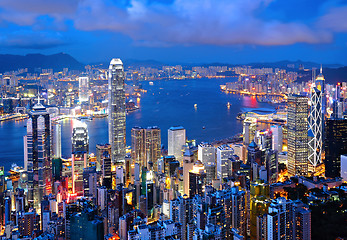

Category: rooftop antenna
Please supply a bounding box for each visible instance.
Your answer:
[320,64,323,74]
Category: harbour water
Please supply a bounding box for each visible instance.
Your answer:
[0,77,274,171]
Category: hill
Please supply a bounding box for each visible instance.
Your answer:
[0,53,85,73]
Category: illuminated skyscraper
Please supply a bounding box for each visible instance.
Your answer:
[198,142,216,166]
[72,121,89,195]
[25,100,52,209]
[78,76,89,103]
[131,126,161,170]
[270,125,283,152]
[168,126,186,163]
[308,68,324,173]
[131,127,145,167]
[216,145,233,180]
[108,58,126,167]
[287,95,308,176]
[52,122,62,158]
[243,117,257,145]
[72,121,89,153]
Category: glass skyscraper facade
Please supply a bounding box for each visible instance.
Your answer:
[287,95,308,176]
[108,58,126,167]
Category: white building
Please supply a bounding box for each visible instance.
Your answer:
[78,76,89,102]
[198,143,216,166]
[216,145,234,180]
[270,125,283,152]
[168,126,186,163]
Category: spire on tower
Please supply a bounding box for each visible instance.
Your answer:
[320,64,323,74]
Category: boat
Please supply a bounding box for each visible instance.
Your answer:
[227,102,231,109]
[202,126,206,129]
[77,116,93,121]
[194,104,197,108]
[149,81,154,85]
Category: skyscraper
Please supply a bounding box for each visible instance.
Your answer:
[168,126,186,163]
[243,117,257,145]
[72,121,89,195]
[198,142,216,166]
[108,58,126,168]
[216,145,233,180]
[324,119,347,178]
[131,126,161,170]
[25,100,52,209]
[270,125,283,152]
[131,127,145,167]
[72,121,89,153]
[52,122,62,158]
[144,127,161,170]
[308,68,324,173]
[78,76,89,103]
[287,95,308,176]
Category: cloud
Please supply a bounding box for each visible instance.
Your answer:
[0,0,345,48]
[319,6,347,32]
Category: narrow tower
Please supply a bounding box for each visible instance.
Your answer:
[108,59,126,169]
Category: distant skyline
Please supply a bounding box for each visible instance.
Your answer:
[1,0,347,64]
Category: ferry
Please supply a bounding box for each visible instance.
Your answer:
[149,81,154,86]
[77,116,93,121]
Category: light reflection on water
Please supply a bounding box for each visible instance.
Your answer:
[0,77,274,171]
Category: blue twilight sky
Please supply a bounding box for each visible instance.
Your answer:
[1,0,347,64]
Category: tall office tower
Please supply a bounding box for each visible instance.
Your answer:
[198,142,216,166]
[72,120,89,153]
[325,119,347,178]
[145,127,161,170]
[250,180,271,240]
[243,117,257,145]
[72,121,89,195]
[182,150,195,196]
[131,127,145,167]
[131,126,161,170]
[25,101,51,209]
[216,145,234,180]
[168,126,186,163]
[188,162,206,197]
[287,95,309,176]
[78,76,89,102]
[96,144,111,171]
[308,72,323,173]
[270,125,283,152]
[108,58,126,167]
[52,122,62,158]
[247,141,262,181]
[265,149,278,184]
[267,197,294,240]
[332,99,344,119]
